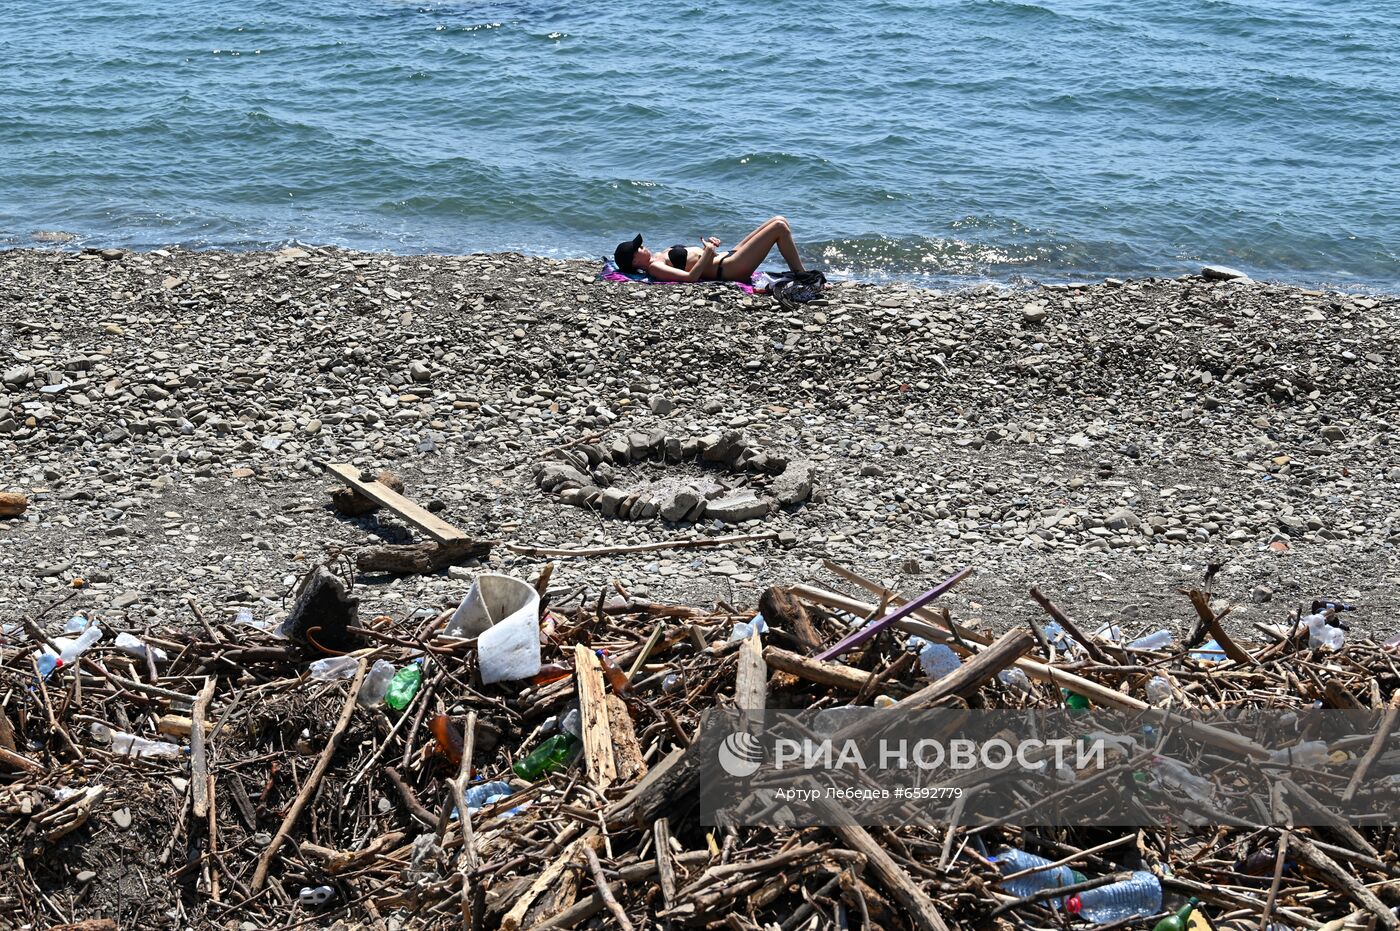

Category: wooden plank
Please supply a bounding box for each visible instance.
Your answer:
[762,645,870,692]
[574,644,618,790]
[501,829,599,931]
[325,463,469,544]
[734,633,767,710]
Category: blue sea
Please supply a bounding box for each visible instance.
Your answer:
[2,1,1397,289]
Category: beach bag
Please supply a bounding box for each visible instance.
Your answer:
[768,270,827,310]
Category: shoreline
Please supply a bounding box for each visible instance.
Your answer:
[2,243,1398,644]
[6,239,1397,297]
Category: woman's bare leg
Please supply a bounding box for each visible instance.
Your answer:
[720,217,805,279]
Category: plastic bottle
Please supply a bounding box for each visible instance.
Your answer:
[1042,621,1080,655]
[1094,623,1124,643]
[464,779,514,811]
[115,632,168,662]
[60,624,103,665]
[991,848,1086,899]
[1066,871,1162,924]
[1303,613,1345,651]
[1145,676,1173,706]
[1268,740,1328,768]
[309,655,359,680]
[596,650,632,697]
[235,607,258,627]
[1152,755,1213,798]
[729,622,753,641]
[431,714,464,767]
[298,885,335,907]
[998,668,1031,692]
[661,673,682,693]
[513,731,579,780]
[1128,630,1173,651]
[918,642,962,680]
[531,661,572,686]
[91,722,185,758]
[357,659,396,707]
[63,615,90,634]
[1189,639,1225,663]
[384,659,424,710]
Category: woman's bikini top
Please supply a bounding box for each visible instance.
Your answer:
[667,244,689,271]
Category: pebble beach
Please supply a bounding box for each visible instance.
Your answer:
[3,245,1398,642]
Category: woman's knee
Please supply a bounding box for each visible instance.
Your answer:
[769,215,788,228]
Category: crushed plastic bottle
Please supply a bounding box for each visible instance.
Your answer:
[114,632,168,663]
[729,614,769,641]
[464,779,514,811]
[991,848,1086,899]
[1145,676,1173,706]
[358,659,396,707]
[1066,870,1162,924]
[298,885,335,907]
[918,642,962,680]
[384,659,424,710]
[63,614,91,634]
[91,722,185,758]
[1128,629,1174,651]
[661,673,682,693]
[309,655,359,681]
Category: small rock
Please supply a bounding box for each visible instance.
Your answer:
[649,394,675,415]
[706,493,769,524]
[112,808,133,828]
[409,361,432,384]
[3,365,34,387]
[1320,425,1345,442]
[1251,585,1273,604]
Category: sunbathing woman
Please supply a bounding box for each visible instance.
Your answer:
[613,215,806,282]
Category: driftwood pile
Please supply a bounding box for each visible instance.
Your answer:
[2,557,1399,931]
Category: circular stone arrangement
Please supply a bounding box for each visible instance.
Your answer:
[532,429,816,524]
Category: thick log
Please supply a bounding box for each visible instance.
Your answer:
[355,538,492,574]
[763,645,871,692]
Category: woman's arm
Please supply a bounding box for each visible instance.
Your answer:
[644,239,716,282]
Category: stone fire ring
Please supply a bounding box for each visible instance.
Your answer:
[532,429,815,525]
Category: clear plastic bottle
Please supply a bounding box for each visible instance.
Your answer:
[309,655,359,680]
[992,848,1085,899]
[918,642,962,680]
[1145,676,1173,706]
[1128,629,1173,651]
[60,624,103,665]
[357,659,396,707]
[1066,871,1162,924]
[115,632,168,663]
[1152,755,1214,798]
[729,621,753,641]
[1268,740,1328,768]
[91,722,185,758]
[1304,613,1345,651]
[1043,621,1081,656]
[63,614,90,634]
[998,668,1031,692]
[1189,639,1224,663]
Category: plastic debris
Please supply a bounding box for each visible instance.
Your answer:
[1066,870,1162,924]
[308,655,359,680]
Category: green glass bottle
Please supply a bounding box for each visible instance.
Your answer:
[1152,898,1198,931]
[384,659,424,711]
[512,733,579,780]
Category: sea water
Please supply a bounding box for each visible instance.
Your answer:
[2,0,1396,288]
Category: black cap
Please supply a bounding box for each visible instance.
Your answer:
[614,234,643,272]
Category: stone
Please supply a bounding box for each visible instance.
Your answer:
[1023,305,1047,324]
[409,361,432,383]
[3,365,33,387]
[113,592,142,609]
[700,430,742,464]
[112,807,133,828]
[1201,264,1249,281]
[538,463,588,492]
[706,493,769,524]
[1251,585,1273,604]
[599,487,627,518]
[660,488,701,522]
[1320,425,1345,442]
[649,394,674,415]
[1104,507,1141,531]
[771,460,816,506]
